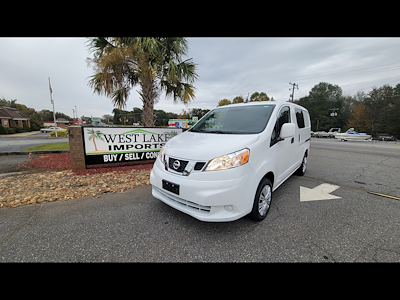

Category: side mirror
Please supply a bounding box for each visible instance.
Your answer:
[279,123,295,139]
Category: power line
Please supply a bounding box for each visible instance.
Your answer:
[295,63,400,83]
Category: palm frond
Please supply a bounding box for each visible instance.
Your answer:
[111,86,130,110]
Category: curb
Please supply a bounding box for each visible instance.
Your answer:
[0,171,29,177]
[0,150,70,156]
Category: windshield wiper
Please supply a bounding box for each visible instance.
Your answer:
[205,130,234,134]
[190,129,234,134]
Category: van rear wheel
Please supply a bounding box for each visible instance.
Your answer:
[249,178,272,221]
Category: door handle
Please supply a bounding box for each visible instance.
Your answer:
[291,137,294,144]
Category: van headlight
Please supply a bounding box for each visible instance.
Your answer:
[158,145,165,162]
[205,148,249,171]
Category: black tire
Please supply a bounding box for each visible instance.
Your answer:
[295,153,307,176]
[249,178,273,221]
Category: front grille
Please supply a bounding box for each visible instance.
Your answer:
[194,162,206,171]
[168,157,189,173]
[154,186,211,215]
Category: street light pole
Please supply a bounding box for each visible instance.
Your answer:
[48,77,58,137]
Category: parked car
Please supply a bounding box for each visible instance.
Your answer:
[377,133,397,141]
[150,101,311,222]
[40,127,67,133]
[314,131,329,138]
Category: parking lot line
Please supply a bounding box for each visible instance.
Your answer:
[367,191,400,201]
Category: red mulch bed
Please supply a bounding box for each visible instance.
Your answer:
[20,153,154,176]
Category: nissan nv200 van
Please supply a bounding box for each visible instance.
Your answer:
[150,101,311,222]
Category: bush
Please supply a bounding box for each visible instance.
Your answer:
[6,127,16,134]
[23,125,31,132]
[0,124,6,134]
[50,130,67,137]
[13,127,23,133]
[30,124,40,131]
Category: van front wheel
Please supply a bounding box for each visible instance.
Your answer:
[249,178,272,221]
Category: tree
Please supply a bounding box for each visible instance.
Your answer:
[37,109,54,121]
[0,97,17,108]
[361,84,400,137]
[190,108,210,119]
[347,102,369,133]
[86,37,199,127]
[55,112,71,120]
[232,96,244,103]
[250,92,269,102]
[154,109,178,126]
[217,99,232,106]
[102,114,113,124]
[296,82,344,131]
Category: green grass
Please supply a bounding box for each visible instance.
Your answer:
[22,142,70,152]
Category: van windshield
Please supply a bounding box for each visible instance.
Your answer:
[190,104,276,134]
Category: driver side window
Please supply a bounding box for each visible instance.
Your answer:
[270,106,291,147]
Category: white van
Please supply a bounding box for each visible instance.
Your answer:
[150,101,311,222]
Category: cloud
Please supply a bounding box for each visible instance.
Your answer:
[1,37,400,119]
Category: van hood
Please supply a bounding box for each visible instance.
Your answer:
[164,131,259,161]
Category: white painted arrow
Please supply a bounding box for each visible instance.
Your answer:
[300,183,341,202]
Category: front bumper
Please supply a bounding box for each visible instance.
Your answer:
[150,158,259,222]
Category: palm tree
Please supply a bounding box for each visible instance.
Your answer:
[86,37,199,127]
[86,129,104,151]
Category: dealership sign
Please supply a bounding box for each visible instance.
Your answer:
[82,127,182,165]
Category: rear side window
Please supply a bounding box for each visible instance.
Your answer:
[295,108,305,129]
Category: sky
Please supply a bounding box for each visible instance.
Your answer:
[1,37,400,120]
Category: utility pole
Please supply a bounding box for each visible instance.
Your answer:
[48,77,58,137]
[289,82,299,102]
[75,106,78,124]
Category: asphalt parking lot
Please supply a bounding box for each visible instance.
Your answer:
[0,139,399,262]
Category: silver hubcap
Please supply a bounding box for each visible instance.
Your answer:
[302,156,307,173]
[258,184,272,216]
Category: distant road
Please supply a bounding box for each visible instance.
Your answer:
[0,132,68,152]
[311,138,400,157]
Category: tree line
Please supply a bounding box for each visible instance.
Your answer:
[217,92,272,106]
[295,82,400,137]
[99,107,210,127]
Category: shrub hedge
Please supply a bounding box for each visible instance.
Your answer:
[6,127,16,134]
[30,124,40,131]
[50,130,67,137]
[0,124,6,134]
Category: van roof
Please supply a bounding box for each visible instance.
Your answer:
[217,100,308,111]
